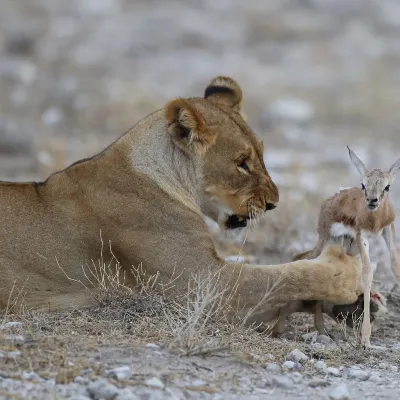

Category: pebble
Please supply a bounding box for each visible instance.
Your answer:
[282,361,296,370]
[0,352,4,358]
[7,351,21,358]
[145,343,160,349]
[329,383,351,400]
[4,335,26,345]
[105,366,132,381]
[301,332,318,342]
[289,372,303,384]
[378,362,388,369]
[0,371,9,379]
[391,343,400,350]
[144,377,164,389]
[115,389,140,400]
[327,367,341,377]
[265,363,281,373]
[316,335,332,344]
[308,379,330,388]
[347,368,370,381]
[75,376,90,385]
[286,349,309,363]
[87,378,120,400]
[391,366,398,373]
[22,371,41,381]
[272,375,294,389]
[0,322,22,330]
[315,360,327,374]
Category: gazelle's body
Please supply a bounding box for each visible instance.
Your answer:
[292,147,400,348]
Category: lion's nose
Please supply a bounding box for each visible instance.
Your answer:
[265,203,277,211]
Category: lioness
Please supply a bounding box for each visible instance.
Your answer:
[0,76,362,326]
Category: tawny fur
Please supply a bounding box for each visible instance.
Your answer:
[0,77,362,329]
[292,148,400,348]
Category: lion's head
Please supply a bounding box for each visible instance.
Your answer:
[165,76,279,230]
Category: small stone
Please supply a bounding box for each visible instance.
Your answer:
[191,379,207,386]
[348,368,370,381]
[0,352,4,358]
[265,363,281,373]
[0,322,22,330]
[7,351,21,358]
[75,376,89,385]
[390,366,398,373]
[272,375,294,389]
[82,368,93,375]
[317,335,333,344]
[105,366,132,381]
[302,332,318,342]
[41,107,64,126]
[329,383,351,400]
[369,373,382,383]
[0,371,9,378]
[289,372,303,384]
[4,335,26,345]
[265,353,274,360]
[282,361,296,370]
[378,362,388,369]
[308,379,330,388]
[391,343,400,350]
[22,371,41,381]
[87,378,120,400]
[115,389,140,400]
[144,377,164,389]
[327,367,341,377]
[145,343,160,349]
[315,360,327,374]
[286,349,309,363]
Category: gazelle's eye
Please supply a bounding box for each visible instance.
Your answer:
[361,183,365,190]
[385,185,390,192]
[238,160,250,172]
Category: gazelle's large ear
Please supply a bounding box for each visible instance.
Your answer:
[165,98,215,155]
[347,146,367,176]
[204,76,243,111]
[388,157,400,180]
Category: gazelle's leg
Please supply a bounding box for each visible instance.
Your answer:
[382,223,400,281]
[356,231,373,348]
[314,300,326,335]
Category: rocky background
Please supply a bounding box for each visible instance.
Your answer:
[1,1,400,399]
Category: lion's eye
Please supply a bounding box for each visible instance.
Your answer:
[385,185,390,192]
[361,183,365,190]
[238,160,250,172]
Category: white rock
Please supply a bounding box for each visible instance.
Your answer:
[115,389,140,400]
[348,368,370,381]
[378,362,389,369]
[282,361,296,370]
[391,343,400,350]
[22,371,41,381]
[0,322,22,330]
[265,353,274,360]
[301,331,318,342]
[315,360,327,374]
[105,366,132,381]
[87,378,120,400]
[317,335,332,344]
[286,349,309,363]
[390,366,398,373]
[144,377,164,389]
[7,351,21,358]
[265,363,281,373]
[145,343,160,349]
[272,375,294,389]
[289,372,303,384]
[327,367,341,377]
[329,383,351,400]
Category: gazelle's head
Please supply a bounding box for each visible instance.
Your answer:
[347,146,400,212]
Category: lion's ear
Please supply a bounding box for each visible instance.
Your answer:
[165,99,215,155]
[204,76,243,111]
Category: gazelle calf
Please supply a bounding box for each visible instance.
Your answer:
[292,146,400,348]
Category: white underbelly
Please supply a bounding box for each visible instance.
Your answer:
[330,223,382,239]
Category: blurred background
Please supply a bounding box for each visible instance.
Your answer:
[1,0,400,287]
